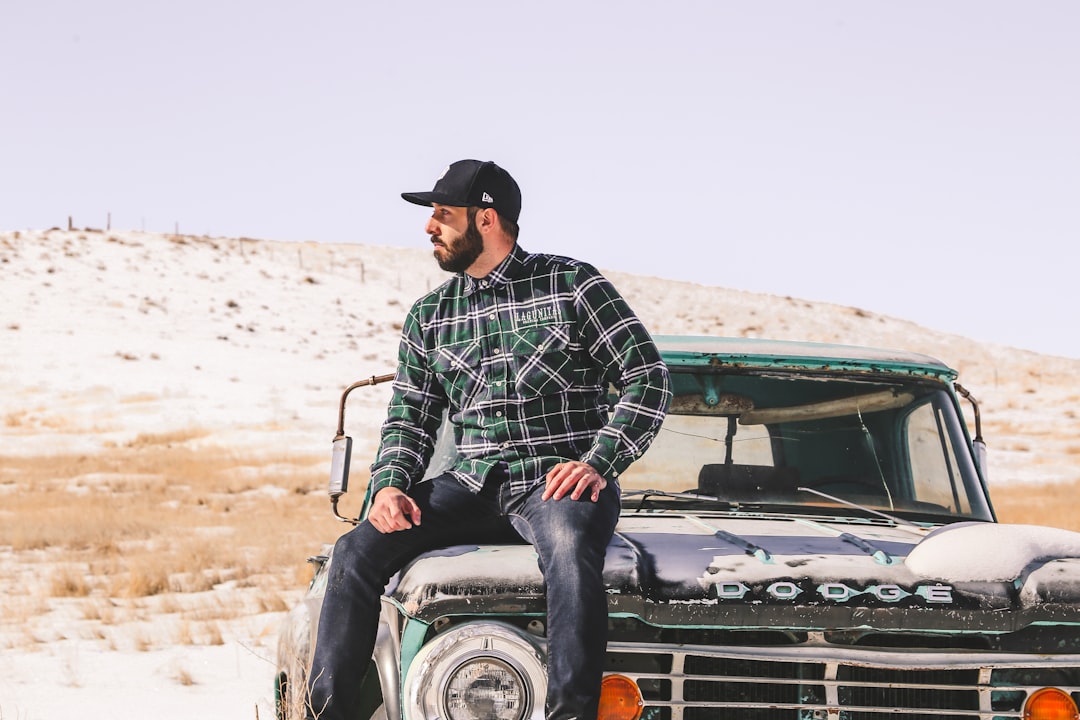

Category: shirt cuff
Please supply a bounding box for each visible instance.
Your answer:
[371,469,411,495]
[580,450,624,481]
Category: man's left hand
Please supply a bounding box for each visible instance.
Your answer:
[543,461,607,502]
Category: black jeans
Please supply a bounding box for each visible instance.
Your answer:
[306,471,621,720]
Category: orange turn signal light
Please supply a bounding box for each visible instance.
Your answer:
[597,674,644,720]
[1025,687,1079,720]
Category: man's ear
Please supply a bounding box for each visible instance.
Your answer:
[475,207,498,233]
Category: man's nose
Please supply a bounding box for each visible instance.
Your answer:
[425,217,440,236]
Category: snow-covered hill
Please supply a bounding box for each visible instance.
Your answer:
[1,227,1078,720]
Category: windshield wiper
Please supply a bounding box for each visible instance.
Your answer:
[796,486,928,535]
[623,489,735,512]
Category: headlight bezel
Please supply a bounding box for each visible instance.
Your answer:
[403,620,548,720]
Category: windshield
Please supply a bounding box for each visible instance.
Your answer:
[620,368,993,521]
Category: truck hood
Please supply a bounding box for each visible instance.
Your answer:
[388,514,1080,630]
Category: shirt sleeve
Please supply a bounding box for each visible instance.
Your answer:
[369,303,448,495]
[572,265,672,479]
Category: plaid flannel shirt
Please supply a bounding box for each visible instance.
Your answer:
[370,243,671,496]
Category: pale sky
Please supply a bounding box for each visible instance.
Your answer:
[3,1,1078,358]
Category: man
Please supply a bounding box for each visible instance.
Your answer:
[307,159,671,720]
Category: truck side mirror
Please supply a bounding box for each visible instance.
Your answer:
[329,435,353,498]
[972,438,988,484]
[329,373,395,524]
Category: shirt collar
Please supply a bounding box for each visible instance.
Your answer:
[462,244,528,296]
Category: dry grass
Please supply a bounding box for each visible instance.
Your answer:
[175,666,196,686]
[49,564,92,597]
[0,436,364,651]
[991,478,1080,531]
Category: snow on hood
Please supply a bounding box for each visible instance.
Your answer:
[906,522,1080,582]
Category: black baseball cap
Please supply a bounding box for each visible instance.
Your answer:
[401,160,522,223]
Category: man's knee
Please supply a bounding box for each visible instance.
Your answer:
[550,494,619,541]
[331,523,377,565]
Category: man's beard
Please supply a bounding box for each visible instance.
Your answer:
[435,218,484,273]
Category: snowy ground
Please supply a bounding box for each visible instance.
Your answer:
[2,228,1077,719]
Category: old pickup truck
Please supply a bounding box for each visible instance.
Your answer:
[276,335,1080,720]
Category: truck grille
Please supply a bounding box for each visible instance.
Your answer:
[605,641,1080,719]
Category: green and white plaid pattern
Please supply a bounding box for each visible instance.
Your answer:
[371,244,672,496]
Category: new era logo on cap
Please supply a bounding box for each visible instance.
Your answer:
[401,160,522,223]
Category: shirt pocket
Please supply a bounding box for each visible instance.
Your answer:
[510,323,584,396]
[428,340,483,405]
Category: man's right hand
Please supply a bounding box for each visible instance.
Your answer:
[367,487,422,533]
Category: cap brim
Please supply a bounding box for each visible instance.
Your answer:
[401,191,469,208]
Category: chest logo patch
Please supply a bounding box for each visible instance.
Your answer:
[515,304,562,328]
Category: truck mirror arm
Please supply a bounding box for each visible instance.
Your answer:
[954,382,988,482]
[329,373,396,525]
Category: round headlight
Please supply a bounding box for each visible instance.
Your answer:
[445,657,526,720]
[403,621,547,720]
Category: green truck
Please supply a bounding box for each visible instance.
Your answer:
[276,336,1080,720]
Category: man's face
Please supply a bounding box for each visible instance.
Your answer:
[426,204,483,273]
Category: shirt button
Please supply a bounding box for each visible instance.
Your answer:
[489,313,496,320]
[493,348,501,355]
[495,411,503,418]
[537,344,545,351]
